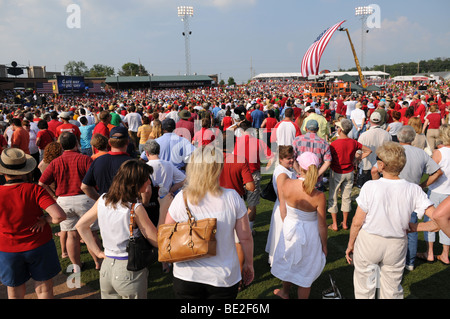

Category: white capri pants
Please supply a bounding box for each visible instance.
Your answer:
[353,229,407,299]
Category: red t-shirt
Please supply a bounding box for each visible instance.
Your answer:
[426,113,441,129]
[335,99,344,114]
[11,126,30,154]
[0,183,55,252]
[39,151,92,197]
[234,134,272,173]
[222,116,234,131]
[219,153,254,197]
[264,117,278,133]
[414,104,427,123]
[93,122,110,138]
[47,119,62,136]
[56,123,81,139]
[193,127,219,146]
[36,129,55,150]
[330,138,362,174]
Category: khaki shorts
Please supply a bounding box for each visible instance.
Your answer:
[245,171,261,207]
[57,194,98,231]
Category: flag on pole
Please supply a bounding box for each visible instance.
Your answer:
[301,20,346,77]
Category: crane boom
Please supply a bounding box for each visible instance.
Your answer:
[340,28,367,88]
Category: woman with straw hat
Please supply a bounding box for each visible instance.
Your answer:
[0,148,66,299]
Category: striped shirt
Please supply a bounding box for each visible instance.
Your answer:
[292,132,331,165]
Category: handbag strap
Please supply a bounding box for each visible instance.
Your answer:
[129,203,136,239]
[183,192,195,223]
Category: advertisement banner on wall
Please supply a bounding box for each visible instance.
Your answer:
[57,76,85,94]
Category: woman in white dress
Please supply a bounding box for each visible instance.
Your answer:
[265,145,297,266]
[271,152,327,299]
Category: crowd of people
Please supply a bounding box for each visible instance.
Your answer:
[1,78,450,299]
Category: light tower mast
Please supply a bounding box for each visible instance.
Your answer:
[355,6,374,71]
[177,6,194,76]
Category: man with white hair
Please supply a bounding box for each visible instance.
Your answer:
[356,112,392,187]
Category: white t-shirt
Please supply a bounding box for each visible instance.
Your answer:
[350,108,366,126]
[356,178,433,238]
[168,188,247,287]
[123,112,142,132]
[146,159,185,193]
[345,100,357,117]
[275,121,299,146]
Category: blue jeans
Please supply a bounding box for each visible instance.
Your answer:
[406,212,418,267]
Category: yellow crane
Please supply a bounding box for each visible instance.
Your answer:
[339,27,367,88]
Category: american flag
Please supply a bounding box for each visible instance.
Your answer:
[87,83,103,93]
[301,20,346,77]
[36,82,53,94]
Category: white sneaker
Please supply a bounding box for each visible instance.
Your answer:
[405,265,414,271]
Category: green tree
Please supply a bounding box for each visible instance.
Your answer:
[88,64,115,77]
[227,77,236,86]
[64,60,89,76]
[118,62,149,76]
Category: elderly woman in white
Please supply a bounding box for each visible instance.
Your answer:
[345,142,438,299]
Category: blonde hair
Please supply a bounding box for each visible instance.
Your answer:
[376,142,406,175]
[439,124,450,145]
[150,120,162,139]
[184,146,224,205]
[302,165,318,195]
[408,117,422,134]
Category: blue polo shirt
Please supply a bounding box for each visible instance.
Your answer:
[155,133,195,169]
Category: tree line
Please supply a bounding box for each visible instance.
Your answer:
[341,57,450,77]
[64,61,149,77]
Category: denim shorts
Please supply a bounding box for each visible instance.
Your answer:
[0,240,61,287]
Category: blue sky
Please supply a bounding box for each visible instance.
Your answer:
[0,0,449,84]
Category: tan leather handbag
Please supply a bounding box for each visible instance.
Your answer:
[157,194,217,263]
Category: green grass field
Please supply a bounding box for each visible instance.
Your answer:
[54,173,450,299]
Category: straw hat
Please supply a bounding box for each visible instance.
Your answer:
[0,148,36,176]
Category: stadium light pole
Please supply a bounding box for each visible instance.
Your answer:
[177,6,194,76]
[355,6,374,71]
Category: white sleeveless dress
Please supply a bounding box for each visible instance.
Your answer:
[265,165,297,266]
[270,204,326,288]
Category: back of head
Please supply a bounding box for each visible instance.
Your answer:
[337,119,352,135]
[143,139,160,156]
[185,146,224,205]
[284,107,294,118]
[105,159,153,209]
[439,124,450,145]
[397,125,416,144]
[59,131,77,150]
[91,133,109,151]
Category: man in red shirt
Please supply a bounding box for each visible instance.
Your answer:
[414,97,427,123]
[175,109,195,141]
[220,131,255,197]
[219,130,255,275]
[55,112,81,141]
[47,111,62,136]
[328,119,371,231]
[234,120,273,235]
[10,118,30,154]
[39,132,100,272]
[92,110,110,138]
